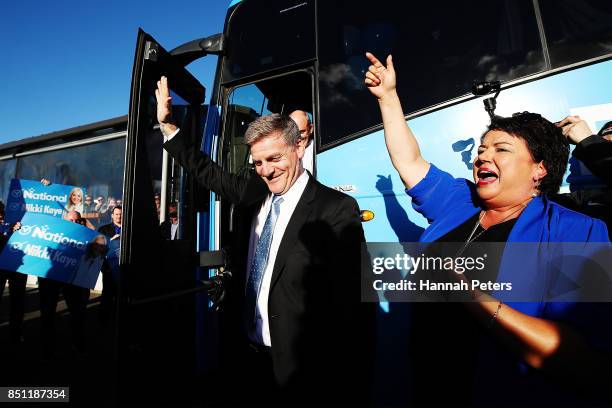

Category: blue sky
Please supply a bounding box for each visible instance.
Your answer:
[1,0,231,144]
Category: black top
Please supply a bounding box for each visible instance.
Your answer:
[437,211,518,243]
[409,212,518,406]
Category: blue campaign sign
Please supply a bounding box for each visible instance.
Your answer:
[5,178,85,223]
[0,213,108,289]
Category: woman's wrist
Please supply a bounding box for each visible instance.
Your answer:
[377,90,400,104]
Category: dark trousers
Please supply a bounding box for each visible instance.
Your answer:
[212,341,279,407]
[0,270,27,341]
[99,262,117,323]
[38,278,90,355]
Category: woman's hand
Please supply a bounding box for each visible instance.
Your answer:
[40,178,51,186]
[11,221,21,232]
[364,53,396,101]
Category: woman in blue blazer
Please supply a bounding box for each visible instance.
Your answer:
[365,52,612,406]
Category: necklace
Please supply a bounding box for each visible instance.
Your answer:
[464,211,487,245]
[459,198,532,255]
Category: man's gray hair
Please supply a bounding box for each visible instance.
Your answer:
[244,114,301,146]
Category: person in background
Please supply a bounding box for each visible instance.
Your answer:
[160,202,179,240]
[70,234,108,288]
[289,110,314,174]
[551,117,612,236]
[83,195,94,211]
[97,197,116,225]
[153,194,161,219]
[0,209,24,345]
[39,210,90,358]
[98,206,121,241]
[94,196,106,212]
[97,206,121,323]
[82,194,100,228]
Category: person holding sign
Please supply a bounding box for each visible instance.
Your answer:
[0,208,24,345]
[39,210,91,358]
[97,205,121,323]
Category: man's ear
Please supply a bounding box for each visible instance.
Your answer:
[296,138,306,159]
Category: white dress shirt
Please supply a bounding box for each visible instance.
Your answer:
[302,138,314,174]
[246,170,309,346]
[170,222,179,240]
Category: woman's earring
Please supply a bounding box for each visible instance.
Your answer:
[532,179,541,197]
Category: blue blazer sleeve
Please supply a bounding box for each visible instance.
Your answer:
[405,164,476,224]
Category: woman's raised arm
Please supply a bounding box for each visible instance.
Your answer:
[365,52,430,189]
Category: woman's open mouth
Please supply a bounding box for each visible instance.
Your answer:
[476,168,498,186]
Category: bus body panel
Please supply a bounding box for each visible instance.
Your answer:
[317,59,612,242]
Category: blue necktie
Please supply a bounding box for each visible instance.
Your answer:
[246,195,283,327]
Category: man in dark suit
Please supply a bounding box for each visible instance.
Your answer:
[98,206,122,240]
[159,202,179,240]
[156,77,372,406]
[97,206,121,322]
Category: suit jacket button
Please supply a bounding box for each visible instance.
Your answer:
[270,314,279,319]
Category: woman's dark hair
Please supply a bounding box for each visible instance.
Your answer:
[485,112,569,195]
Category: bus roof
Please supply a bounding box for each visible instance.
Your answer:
[0,115,127,156]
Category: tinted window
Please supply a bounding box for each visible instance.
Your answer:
[540,0,612,68]
[14,138,125,227]
[223,0,315,82]
[223,71,312,174]
[0,159,17,206]
[318,0,545,147]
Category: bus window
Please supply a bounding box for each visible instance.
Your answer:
[0,159,17,205]
[223,71,313,176]
[143,88,198,239]
[13,139,125,228]
[224,85,270,176]
[318,0,545,147]
[539,0,612,68]
[223,0,315,82]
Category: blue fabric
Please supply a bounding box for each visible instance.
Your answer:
[0,221,11,236]
[405,164,612,404]
[407,165,610,244]
[245,195,283,326]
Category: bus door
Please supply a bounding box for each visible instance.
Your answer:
[121,29,209,405]
[217,69,315,277]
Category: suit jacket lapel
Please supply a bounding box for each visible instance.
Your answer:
[269,174,317,291]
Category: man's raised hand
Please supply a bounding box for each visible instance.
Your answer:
[155,76,177,135]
